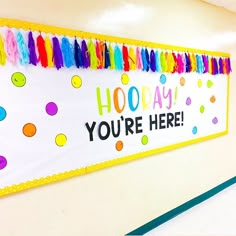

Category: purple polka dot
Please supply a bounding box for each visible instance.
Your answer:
[212,117,218,124]
[46,102,58,116]
[186,97,191,106]
[0,156,7,170]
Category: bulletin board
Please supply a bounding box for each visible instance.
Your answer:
[0,18,231,197]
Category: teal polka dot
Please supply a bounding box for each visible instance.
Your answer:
[0,106,7,121]
[192,126,198,135]
[160,74,167,84]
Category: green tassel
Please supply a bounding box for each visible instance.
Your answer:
[109,44,115,69]
[88,39,97,69]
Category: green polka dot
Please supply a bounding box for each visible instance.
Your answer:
[200,105,205,113]
[141,135,148,145]
[11,72,26,87]
[207,80,214,88]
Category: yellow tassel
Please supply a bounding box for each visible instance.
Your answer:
[0,34,6,65]
[168,52,175,72]
[45,36,54,67]
[129,47,136,70]
[109,44,115,69]
[164,52,169,72]
[191,53,196,71]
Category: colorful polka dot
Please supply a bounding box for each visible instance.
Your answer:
[0,155,7,170]
[23,123,37,137]
[121,73,130,85]
[207,80,214,88]
[192,126,198,135]
[160,74,167,84]
[186,97,192,106]
[0,106,7,121]
[71,75,82,88]
[210,96,216,103]
[212,117,218,124]
[200,105,205,113]
[180,77,185,86]
[141,135,148,145]
[55,133,67,147]
[11,72,26,87]
[46,102,58,116]
[115,140,123,151]
[197,79,202,88]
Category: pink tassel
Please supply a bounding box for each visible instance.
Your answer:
[136,47,142,69]
[6,29,18,64]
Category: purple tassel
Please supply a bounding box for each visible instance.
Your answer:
[52,37,64,70]
[150,50,156,72]
[203,55,208,73]
[81,40,90,68]
[219,58,223,74]
[227,58,232,73]
[214,58,218,74]
[28,31,37,66]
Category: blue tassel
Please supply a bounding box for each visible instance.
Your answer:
[155,51,160,72]
[145,48,150,72]
[150,50,156,72]
[141,48,147,71]
[104,42,110,69]
[196,55,200,73]
[74,39,82,68]
[61,37,74,68]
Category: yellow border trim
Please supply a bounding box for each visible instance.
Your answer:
[0,18,230,58]
[0,131,228,197]
[0,18,231,197]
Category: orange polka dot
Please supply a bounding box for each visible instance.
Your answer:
[180,77,185,86]
[23,123,37,137]
[210,95,216,103]
[115,140,123,151]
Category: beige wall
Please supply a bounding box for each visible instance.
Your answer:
[0,0,235,235]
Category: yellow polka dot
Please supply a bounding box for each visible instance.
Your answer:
[71,75,82,88]
[198,79,202,88]
[121,73,130,85]
[55,133,67,147]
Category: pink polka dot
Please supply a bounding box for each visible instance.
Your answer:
[0,156,7,170]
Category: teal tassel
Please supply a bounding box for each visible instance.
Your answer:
[17,31,29,65]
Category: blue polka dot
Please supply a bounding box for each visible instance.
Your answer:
[0,106,6,121]
[160,74,167,84]
[192,126,198,135]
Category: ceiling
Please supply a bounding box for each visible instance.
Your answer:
[203,0,236,13]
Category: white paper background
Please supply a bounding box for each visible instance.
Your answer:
[0,62,227,188]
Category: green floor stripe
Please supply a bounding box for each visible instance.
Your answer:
[126,176,236,235]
